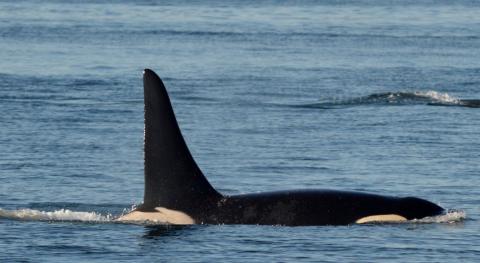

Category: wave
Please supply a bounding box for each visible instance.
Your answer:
[0,208,113,223]
[295,91,480,109]
[0,207,466,225]
[414,209,467,224]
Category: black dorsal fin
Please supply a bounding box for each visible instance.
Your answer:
[142,69,221,212]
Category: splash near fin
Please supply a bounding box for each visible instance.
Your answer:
[142,69,221,213]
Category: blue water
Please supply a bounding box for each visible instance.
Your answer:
[1,0,479,261]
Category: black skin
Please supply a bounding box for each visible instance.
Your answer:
[212,190,443,226]
[138,190,444,226]
[137,69,444,226]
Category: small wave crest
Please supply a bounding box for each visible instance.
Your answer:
[414,209,467,224]
[0,208,113,222]
[417,91,460,104]
[0,206,180,226]
[296,91,479,109]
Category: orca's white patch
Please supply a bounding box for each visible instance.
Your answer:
[116,207,195,225]
[356,214,407,224]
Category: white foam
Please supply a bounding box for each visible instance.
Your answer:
[413,209,466,224]
[0,207,174,226]
[416,90,460,104]
[0,208,112,222]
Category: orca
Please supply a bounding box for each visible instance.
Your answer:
[117,69,445,226]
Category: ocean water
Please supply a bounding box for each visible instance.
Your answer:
[0,0,479,262]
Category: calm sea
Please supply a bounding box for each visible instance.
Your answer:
[0,0,479,262]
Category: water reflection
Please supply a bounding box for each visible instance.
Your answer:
[142,225,196,239]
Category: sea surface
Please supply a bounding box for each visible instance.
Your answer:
[0,0,479,262]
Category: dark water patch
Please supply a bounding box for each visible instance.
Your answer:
[0,96,92,103]
[85,108,134,115]
[459,81,480,86]
[69,79,112,87]
[175,95,221,104]
[285,156,331,162]
[0,161,57,171]
[0,73,134,110]
[239,165,331,174]
[86,65,116,71]
[165,75,275,84]
[143,225,196,239]
[31,244,115,255]
[0,73,116,88]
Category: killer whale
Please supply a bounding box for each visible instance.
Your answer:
[117,69,444,226]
